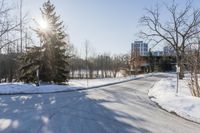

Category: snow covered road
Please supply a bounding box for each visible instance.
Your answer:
[0,74,199,133]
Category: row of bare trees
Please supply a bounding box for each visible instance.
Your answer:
[69,54,129,79]
[0,0,33,82]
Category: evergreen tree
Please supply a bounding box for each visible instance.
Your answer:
[158,56,173,72]
[20,0,70,83]
[19,46,42,83]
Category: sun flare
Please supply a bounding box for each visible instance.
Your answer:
[39,19,48,30]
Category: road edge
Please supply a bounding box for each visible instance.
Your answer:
[147,79,200,125]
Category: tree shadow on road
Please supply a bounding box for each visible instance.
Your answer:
[0,89,151,133]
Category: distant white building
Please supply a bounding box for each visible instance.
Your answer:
[152,51,164,56]
[163,46,175,56]
[131,41,148,56]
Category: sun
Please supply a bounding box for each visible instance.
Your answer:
[39,19,49,30]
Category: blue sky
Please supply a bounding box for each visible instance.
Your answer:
[17,0,200,56]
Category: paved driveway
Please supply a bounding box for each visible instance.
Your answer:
[0,75,199,133]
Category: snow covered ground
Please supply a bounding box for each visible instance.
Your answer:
[69,74,147,88]
[0,82,80,94]
[0,73,151,94]
[149,73,200,123]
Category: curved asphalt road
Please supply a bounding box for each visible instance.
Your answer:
[0,75,200,133]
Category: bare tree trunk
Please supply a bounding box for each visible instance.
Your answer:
[71,70,75,79]
[113,70,117,78]
[189,69,200,97]
[20,0,23,53]
[177,55,184,79]
[97,70,99,78]
[187,42,200,97]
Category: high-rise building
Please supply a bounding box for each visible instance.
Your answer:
[131,41,148,56]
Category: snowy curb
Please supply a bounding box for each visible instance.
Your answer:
[150,97,200,125]
[78,72,170,91]
[79,76,145,90]
[0,73,155,95]
[148,76,200,124]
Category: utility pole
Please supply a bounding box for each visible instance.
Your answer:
[85,40,89,87]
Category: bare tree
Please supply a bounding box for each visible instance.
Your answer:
[130,48,143,75]
[122,54,131,71]
[0,0,22,51]
[111,55,124,77]
[0,0,29,82]
[187,41,200,97]
[140,1,200,79]
[85,40,89,86]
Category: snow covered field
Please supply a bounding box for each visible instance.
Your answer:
[0,74,151,94]
[69,74,147,88]
[149,73,200,123]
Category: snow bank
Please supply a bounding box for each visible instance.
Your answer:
[149,73,200,123]
[0,82,79,94]
[0,73,152,94]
